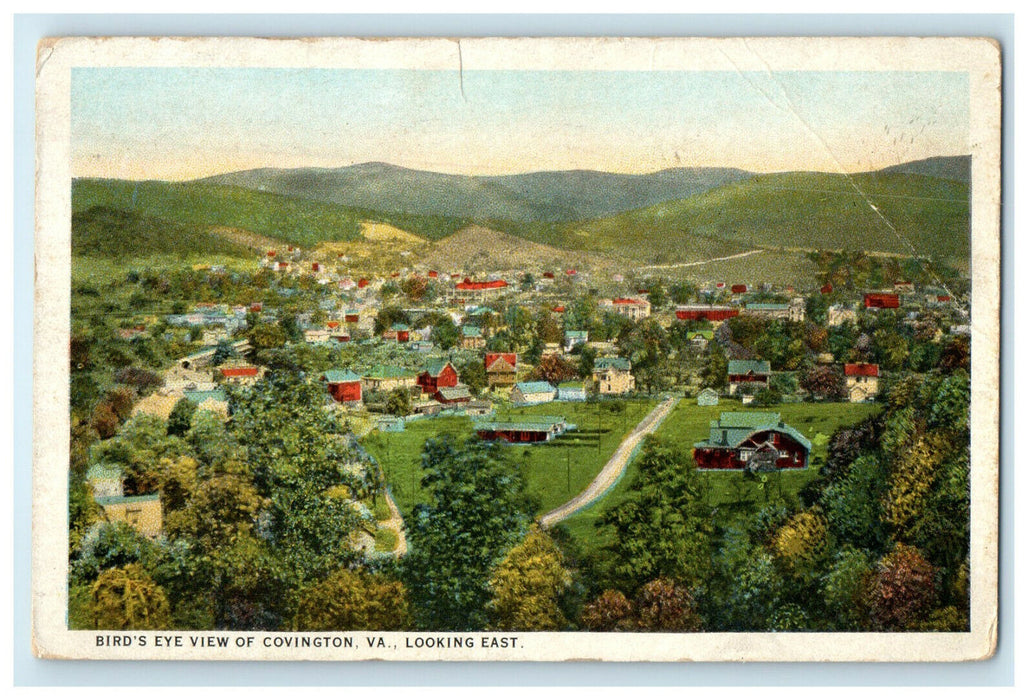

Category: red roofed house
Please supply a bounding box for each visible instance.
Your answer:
[485,352,518,388]
[844,363,880,402]
[357,278,369,289]
[428,270,439,279]
[219,365,263,387]
[864,293,900,309]
[600,297,651,321]
[820,283,833,295]
[731,284,748,294]
[455,278,509,300]
[417,361,459,395]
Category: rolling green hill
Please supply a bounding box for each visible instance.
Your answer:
[72,205,252,259]
[538,170,970,269]
[72,178,469,251]
[72,160,970,272]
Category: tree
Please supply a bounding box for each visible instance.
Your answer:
[865,543,938,631]
[294,569,412,631]
[229,373,373,589]
[599,438,712,593]
[167,397,197,437]
[90,414,184,495]
[771,511,830,579]
[430,317,459,350]
[459,359,488,394]
[821,547,873,629]
[488,526,571,631]
[799,364,846,401]
[580,589,635,631]
[403,436,536,631]
[401,275,429,302]
[635,578,702,632]
[820,455,889,551]
[532,354,577,385]
[701,345,729,390]
[385,387,412,417]
[114,366,162,393]
[90,564,172,630]
[247,322,288,352]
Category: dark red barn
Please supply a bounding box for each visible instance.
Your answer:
[321,370,363,404]
[417,360,458,394]
[864,293,900,309]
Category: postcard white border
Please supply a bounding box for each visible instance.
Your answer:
[33,35,1001,662]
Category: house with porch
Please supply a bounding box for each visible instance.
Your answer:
[485,352,518,388]
[693,412,811,470]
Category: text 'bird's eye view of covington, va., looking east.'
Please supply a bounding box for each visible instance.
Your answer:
[66,65,974,636]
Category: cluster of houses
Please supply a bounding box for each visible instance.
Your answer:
[316,350,638,416]
[722,358,880,403]
[91,252,974,543]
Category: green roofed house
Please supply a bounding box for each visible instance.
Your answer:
[86,463,124,499]
[321,370,364,405]
[688,329,714,351]
[557,380,587,402]
[593,357,635,395]
[362,365,417,394]
[511,381,557,406]
[459,325,486,350]
[475,416,572,443]
[95,494,163,538]
[697,387,719,406]
[183,389,229,417]
[727,359,771,395]
[564,330,589,353]
[693,412,811,471]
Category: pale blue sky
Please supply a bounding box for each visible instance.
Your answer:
[71,68,969,179]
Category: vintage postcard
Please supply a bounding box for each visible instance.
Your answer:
[33,36,1000,661]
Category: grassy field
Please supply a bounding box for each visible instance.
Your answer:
[560,398,884,557]
[359,399,656,519]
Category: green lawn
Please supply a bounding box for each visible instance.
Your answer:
[560,398,883,558]
[359,399,656,519]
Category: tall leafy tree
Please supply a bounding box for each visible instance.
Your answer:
[294,569,412,631]
[403,435,535,631]
[599,437,712,593]
[90,564,172,630]
[488,526,571,631]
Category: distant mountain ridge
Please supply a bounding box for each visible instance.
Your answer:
[876,155,971,182]
[197,162,755,223]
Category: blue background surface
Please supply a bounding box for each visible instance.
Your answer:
[12,12,1014,687]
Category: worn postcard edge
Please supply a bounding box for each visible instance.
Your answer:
[32,36,1002,662]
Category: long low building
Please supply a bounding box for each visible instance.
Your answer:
[474,416,573,443]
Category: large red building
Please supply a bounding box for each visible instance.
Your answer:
[864,293,900,309]
[676,305,740,322]
[693,412,811,470]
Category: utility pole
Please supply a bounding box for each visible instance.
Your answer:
[567,447,571,494]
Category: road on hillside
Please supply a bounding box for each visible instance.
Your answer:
[539,395,679,528]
